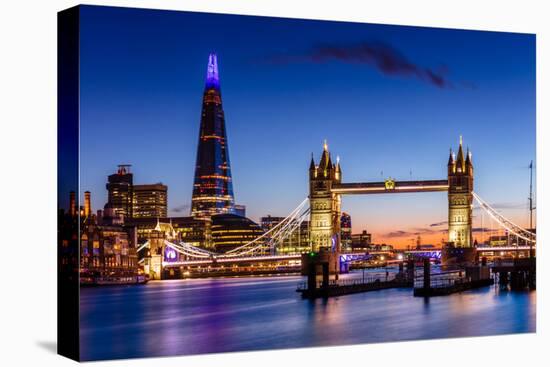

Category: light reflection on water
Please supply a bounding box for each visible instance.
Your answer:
[79,270,535,361]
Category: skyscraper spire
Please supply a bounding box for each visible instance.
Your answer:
[191,54,235,218]
[205,53,220,89]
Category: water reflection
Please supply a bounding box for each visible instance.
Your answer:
[80,272,535,361]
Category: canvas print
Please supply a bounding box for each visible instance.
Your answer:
[58,5,536,362]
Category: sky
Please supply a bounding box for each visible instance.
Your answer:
[77,5,536,248]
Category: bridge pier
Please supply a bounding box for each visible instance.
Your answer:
[304,258,331,297]
[423,258,431,290]
[441,245,477,266]
[307,264,317,292]
[492,257,536,290]
[407,259,415,282]
[301,249,340,276]
[498,272,509,286]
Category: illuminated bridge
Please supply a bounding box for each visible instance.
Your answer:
[137,139,535,278]
[136,191,535,273]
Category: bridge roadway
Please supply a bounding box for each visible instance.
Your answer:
[331,179,449,195]
[162,246,534,267]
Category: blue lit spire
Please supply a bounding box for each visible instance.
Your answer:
[192,53,235,218]
[205,53,220,89]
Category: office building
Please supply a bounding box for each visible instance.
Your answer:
[341,212,352,250]
[211,214,264,253]
[106,164,133,219]
[133,183,168,218]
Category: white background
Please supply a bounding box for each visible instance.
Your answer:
[0,0,547,366]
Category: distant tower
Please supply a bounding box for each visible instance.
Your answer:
[69,191,76,217]
[340,212,352,250]
[83,191,91,218]
[309,141,342,252]
[447,136,474,247]
[191,53,235,218]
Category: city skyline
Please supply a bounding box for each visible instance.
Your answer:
[56,6,537,362]
[77,6,535,248]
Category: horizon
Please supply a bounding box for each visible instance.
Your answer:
[74,6,536,248]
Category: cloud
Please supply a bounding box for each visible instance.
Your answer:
[385,230,411,238]
[430,221,448,227]
[384,225,500,239]
[385,227,446,238]
[266,41,458,89]
[171,203,190,213]
[472,227,500,233]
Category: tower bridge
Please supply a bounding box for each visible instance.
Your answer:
[138,137,535,280]
[307,137,475,269]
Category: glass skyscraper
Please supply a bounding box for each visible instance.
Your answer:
[191,54,235,218]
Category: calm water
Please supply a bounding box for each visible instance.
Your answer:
[80,271,536,361]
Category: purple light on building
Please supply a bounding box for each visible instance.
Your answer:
[205,53,220,89]
[164,247,177,262]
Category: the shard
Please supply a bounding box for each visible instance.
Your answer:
[191,53,235,218]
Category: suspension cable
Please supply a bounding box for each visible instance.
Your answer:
[221,207,310,258]
[224,198,308,254]
[472,192,535,243]
[136,241,150,253]
[164,240,212,258]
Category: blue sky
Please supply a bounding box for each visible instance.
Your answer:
[78,5,535,246]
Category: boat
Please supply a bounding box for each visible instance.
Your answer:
[80,271,149,286]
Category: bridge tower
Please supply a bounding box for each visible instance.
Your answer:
[146,219,165,280]
[447,136,474,248]
[309,141,342,252]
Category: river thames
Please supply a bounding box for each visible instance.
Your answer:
[79,271,536,361]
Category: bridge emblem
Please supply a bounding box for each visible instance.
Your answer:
[384,178,396,190]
